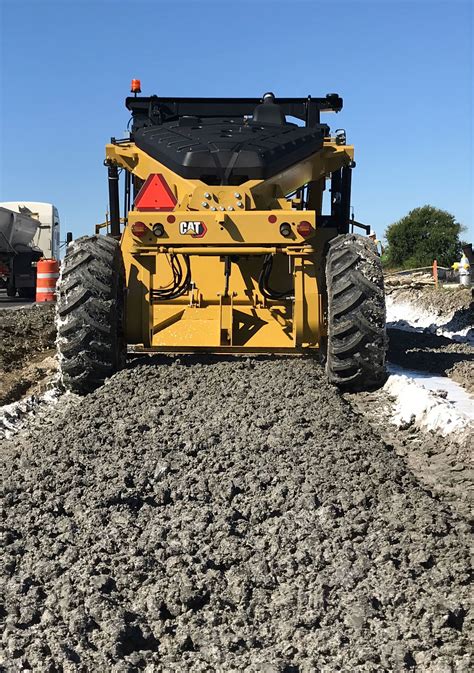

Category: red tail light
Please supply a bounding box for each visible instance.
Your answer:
[297,221,313,237]
[135,174,177,211]
[131,221,147,238]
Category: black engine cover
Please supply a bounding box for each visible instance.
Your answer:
[133,118,325,185]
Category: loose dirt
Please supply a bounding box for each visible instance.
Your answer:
[386,283,473,336]
[449,360,474,395]
[388,329,474,392]
[0,304,57,405]
[386,281,473,392]
[348,387,473,522]
[385,280,472,317]
[2,357,472,671]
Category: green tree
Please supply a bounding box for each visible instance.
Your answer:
[384,205,464,269]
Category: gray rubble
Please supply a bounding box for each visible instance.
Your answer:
[2,356,472,671]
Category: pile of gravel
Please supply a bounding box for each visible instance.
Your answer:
[2,357,471,671]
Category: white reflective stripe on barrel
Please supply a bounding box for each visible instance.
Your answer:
[37,273,59,279]
[36,287,57,293]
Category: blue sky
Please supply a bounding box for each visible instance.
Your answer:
[1,0,472,242]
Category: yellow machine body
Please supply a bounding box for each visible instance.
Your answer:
[105,135,353,352]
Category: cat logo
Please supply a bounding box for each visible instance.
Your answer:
[179,221,207,238]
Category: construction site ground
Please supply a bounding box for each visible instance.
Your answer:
[1,280,473,671]
[0,302,56,406]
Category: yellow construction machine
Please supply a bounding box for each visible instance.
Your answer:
[57,84,386,394]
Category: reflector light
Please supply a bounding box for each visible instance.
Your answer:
[135,174,177,211]
[131,79,141,93]
[167,214,176,223]
[297,220,313,237]
[268,214,277,224]
[131,221,147,238]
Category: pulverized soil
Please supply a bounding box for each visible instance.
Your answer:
[2,357,472,671]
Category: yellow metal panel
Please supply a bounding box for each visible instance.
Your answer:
[150,305,295,349]
[127,211,316,246]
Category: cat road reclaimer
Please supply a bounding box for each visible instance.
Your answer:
[57,83,387,394]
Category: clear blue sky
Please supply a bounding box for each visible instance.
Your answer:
[1,0,472,242]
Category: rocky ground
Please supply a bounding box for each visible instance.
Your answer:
[1,286,472,671]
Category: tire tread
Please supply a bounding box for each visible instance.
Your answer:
[326,234,387,391]
[56,235,124,394]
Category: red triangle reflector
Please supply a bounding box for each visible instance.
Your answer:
[135,174,177,211]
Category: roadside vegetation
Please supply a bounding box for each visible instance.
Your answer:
[382,205,466,269]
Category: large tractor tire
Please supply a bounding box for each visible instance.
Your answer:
[325,233,387,392]
[56,235,125,395]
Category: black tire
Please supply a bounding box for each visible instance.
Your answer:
[325,233,387,392]
[56,235,125,395]
[18,287,35,299]
[6,283,16,298]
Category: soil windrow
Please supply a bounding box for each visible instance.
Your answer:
[2,357,471,671]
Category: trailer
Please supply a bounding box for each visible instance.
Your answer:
[0,202,60,298]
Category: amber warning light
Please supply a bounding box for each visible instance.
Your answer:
[131,79,141,94]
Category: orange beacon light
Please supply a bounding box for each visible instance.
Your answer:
[131,79,141,94]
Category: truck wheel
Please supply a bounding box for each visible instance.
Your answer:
[325,233,387,392]
[6,283,16,298]
[56,235,125,395]
[18,287,35,299]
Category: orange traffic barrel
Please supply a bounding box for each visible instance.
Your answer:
[36,259,60,302]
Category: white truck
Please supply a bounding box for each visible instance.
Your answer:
[0,202,61,298]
